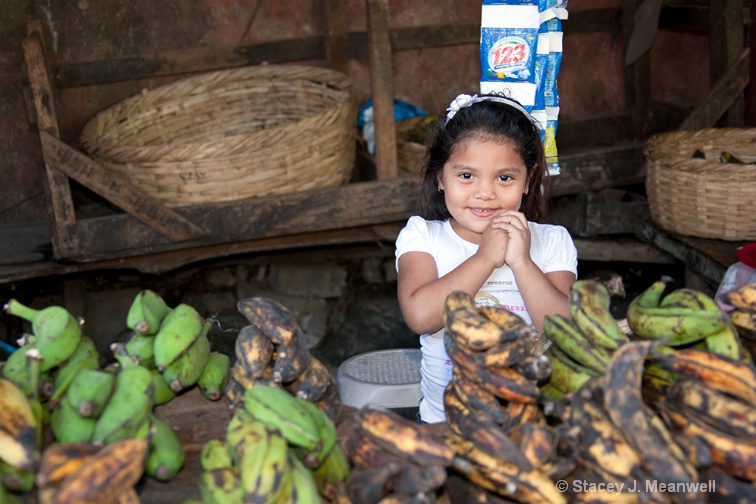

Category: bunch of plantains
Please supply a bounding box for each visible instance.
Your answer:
[225,296,342,422]
[196,384,349,504]
[0,290,231,503]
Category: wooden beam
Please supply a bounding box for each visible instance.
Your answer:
[39,132,207,243]
[709,1,747,126]
[550,143,646,197]
[622,0,652,139]
[366,0,398,180]
[679,47,750,130]
[574,237,676,264]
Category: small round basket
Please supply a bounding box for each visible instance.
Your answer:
[645,128,756,241]
[80,64,358,207]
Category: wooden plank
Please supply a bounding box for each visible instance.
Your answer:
[0,223,405,284]
[50,177,418,262]
[40,132,207,243]
[679,47,750,130]
[366,0,398,179]
[550,143,646,197]
[22,32,77,260]
[634,219,739,288]
[324,0,349,75]
[574,237,676,264]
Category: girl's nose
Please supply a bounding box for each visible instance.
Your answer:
[474,183,495,200]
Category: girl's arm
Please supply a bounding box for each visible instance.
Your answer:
[510,262,575,333]
[397,250,498,335]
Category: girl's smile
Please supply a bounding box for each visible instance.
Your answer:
[438,137,529,243]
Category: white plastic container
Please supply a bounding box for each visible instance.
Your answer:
[337,348,422,410]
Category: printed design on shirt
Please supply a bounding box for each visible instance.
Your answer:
[474,291,527,312]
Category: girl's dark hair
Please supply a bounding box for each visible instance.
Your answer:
[417,94,550,223]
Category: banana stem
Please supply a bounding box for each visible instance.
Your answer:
[3,299,40,323]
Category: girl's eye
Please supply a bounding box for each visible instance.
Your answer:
[498,175,512,182]
[459,173,473,180]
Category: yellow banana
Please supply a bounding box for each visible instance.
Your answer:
[272,328,311,383]
[0,377,39,470]
[445,332,540,404]
[358,407,455,467]
[603,341,699,503]
[445,432,567,504]
[665,379,756,442]
[658,399,756,481]
[234,324,274,379]
[35,441,100,488]
[450,365,506,425]
[506,421,556,469]
[51,437,147,504]
[444,291,530,351]
[283,354,332,402]
[237,296,299,346]
[722,282,756,311]
[651,347,756,406]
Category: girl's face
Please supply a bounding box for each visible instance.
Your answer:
[438,137,529,244]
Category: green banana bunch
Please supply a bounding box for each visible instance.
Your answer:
[200,438,233,471]
[568,279,627,349]
[126,289,172,336]
[627,278,730,345]
[543,314,611,373]
[0,377,40,471]
[50,336,100,404]
[3,299,82,372]
[243,384,322,452]
[0,341,37,393]
[198,351,230,401]
[704,321,744,361]
[285,453,322,503]
[150,368,176,406]
[199,467,243,504]
[123,330,157,369]
[49,397,96,443]
[0,459,35,494]
[545,345,599,394]
[226,416,292,504]
[162,321,211,393]
[145,414,185,482]
[91,343,155,445]
[294,399,338,470]
[153,303,204,371]
[309,442,350,498]
[66,368,116,418]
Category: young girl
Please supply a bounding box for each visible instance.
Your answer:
[395,93,578,423]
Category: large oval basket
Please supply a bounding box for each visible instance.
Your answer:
[80,64,358,207]
[645,128,756,241]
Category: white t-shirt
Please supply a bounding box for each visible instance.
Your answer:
[395,215,578,423]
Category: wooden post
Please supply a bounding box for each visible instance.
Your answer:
[324,0,349,75]
[709,0,747,126]
[367,0,398,179]
[22,27,77,259]
[622,0,652,139]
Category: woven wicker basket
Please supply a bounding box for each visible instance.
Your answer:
[645,128,756,241]
[80,64,358,207]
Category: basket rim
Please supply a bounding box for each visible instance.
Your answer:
[80,63,356,153]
